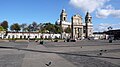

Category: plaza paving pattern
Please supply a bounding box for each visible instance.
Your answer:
[0,42,28,67]
[0,40,120,67]
[43,40,120,67]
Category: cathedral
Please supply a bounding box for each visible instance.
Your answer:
[56,9,93,39]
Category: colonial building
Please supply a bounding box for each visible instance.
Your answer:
[85,12,93,38]
[6,32,61,39]
[71,14,83,38]
[93,32,109,40]
[56,9,93,39]
[56,9,71,30]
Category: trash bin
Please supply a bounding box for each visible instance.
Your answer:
[109,40,112,43]
[67,39,70,42]
[70,39,76,42]
[54,40,58,42]
[109,37,113,43]
[40,41,44,44]
[64,39,66,42]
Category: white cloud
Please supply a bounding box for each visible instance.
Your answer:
[69,0,120,18]
[94,23,120,32]
[97,23,111,31]
[96,5,120,18]
[69,0,109,13]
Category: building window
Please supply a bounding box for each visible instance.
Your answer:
[89,30,91,32]
[45,36,47,39]
[75,28,76,34]
[28,36,30,38]
[59,36,61,39]
[64,17,66,21]
[40,36,43,39]
[83,30,86,33]
[20,36,22,39]
[12,35,14,39]
[55,36,58,39]
[8,35,10,39]
[35,36,37,38]
[78,28,82,33]
[89,19,91,22]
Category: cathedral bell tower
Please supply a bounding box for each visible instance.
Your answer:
[60,9,67,26]
[85,12,93,38]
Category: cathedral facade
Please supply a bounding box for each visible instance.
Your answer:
[56,9,93,39]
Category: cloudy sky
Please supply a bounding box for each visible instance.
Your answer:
[0,0,120,32]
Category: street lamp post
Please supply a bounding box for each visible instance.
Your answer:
[108,26,113,43]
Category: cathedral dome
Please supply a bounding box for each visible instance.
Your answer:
[55,19,60,25]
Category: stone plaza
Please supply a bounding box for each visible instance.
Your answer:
[0,40,120,67]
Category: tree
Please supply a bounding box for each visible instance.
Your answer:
[37,23,43,30]
[39,23,63,34]
[20,23,27,32]
[0,26,6,39]
[64,26,71,33]
[1,21,8,30]
[10,23,21,32]
[32,22,38,31]
[10,25,14,31]
[54,25,63,34]
[27,24,33,32]
[44,23,56,33]
[0,26,4,31]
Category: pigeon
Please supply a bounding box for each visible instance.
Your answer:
[100,50,103,52]
[97,53,103,56]
[45,62,52,66]
[104,50,107,52]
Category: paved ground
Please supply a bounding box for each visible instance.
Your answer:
[0,42,27,67]
[0,40,120,67]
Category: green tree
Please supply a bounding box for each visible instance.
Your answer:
[39,23,46,33]
[10,25,14,31]
[0,26,4,31]
[27,24,33,32]
[37,23,43,31]
[32,22,38,31]
[64,26,71,33]
[1,21,8,30]
[10,23,21,32]
[40,23,63,34]
[54,25,63,34]
[43,23,55,33]
[20,23,27,32]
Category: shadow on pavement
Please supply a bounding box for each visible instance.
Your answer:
[0,46,120,59]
